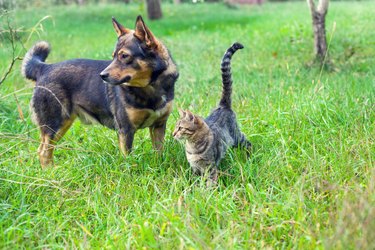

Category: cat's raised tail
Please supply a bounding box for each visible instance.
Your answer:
[219,42,244,109]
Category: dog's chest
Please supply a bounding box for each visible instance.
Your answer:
[126,101,173,129]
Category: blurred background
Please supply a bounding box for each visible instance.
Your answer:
[0,0,374,248]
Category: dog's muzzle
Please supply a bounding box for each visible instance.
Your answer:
[100,72,131,86]
[100,72,110,81]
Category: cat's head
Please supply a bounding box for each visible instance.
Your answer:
[173,109,205,140]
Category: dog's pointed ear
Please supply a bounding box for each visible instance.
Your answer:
[112,17,130,37]
[134,15,159,49]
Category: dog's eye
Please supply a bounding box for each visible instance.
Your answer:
[120,54,129,60]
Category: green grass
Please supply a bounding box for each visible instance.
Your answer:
[1,2,374,249]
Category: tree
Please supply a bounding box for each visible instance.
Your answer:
[0,11,51,86]
[146,0,162,20]
[307,0,329,64]
[0,11,21,86]
[75,0,86,5]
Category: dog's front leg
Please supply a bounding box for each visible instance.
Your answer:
[149,122,167,151]
[118,129,135,157]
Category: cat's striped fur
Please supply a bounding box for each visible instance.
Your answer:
[173,42,251,184]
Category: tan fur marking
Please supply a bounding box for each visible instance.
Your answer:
[117,49,132,58]
[149,102,173,150]
[126,101,173,129]
[55,116,76,141]
[123,60,152,87]
[118,134,128,156]
[126,108,150,128]
[154,100,173,124]
[103,59,152,88]
[150,127,165,151]
[38,134,55,168]
[37,117,75,168]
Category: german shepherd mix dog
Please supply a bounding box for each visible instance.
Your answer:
[22,16,179,167]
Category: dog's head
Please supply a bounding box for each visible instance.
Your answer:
[100,16,168,87]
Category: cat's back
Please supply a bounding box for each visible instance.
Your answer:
[206,106,239,146]
[205,107,236,128]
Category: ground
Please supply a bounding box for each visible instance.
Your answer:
[0,2,374,249]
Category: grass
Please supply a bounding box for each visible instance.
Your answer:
[1,1,374,249]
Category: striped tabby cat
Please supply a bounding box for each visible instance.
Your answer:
[173,42,251,183]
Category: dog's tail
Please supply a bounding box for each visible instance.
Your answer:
[219,42,244,109]
[22,41,50,81]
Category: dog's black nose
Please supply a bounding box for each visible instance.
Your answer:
[100,72,109,80]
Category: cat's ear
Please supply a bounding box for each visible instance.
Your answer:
[193,115,202,125]
[185,110,195,122]
[178,108,186,118]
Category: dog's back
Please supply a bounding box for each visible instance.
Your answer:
[22,41,110,88]
[22,42,115,129]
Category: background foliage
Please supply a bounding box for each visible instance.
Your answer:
[0,1,374,248]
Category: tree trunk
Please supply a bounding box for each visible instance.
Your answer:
[124,0,130,4]
[307,0,329,63]
[146,0,163,20]
[76,0,86,5]
[312,12,327,61]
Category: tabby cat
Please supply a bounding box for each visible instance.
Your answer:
[173,42,251,183]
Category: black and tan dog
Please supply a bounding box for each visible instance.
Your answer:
[22,16,179,167]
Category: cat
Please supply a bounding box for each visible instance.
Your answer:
[173,42,251,184]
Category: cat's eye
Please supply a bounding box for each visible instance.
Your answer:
[181,127,194,134]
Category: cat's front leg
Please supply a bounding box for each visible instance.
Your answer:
[207,167,218,187]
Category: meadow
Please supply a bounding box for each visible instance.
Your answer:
[0,1,374,248]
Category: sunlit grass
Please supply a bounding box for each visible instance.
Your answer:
[1,2,374,249]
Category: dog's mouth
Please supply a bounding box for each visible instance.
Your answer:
[102,75,131,86]
[101,74,150,88]
[120,75,131,84]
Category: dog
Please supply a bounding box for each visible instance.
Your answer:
[22,16,179,167]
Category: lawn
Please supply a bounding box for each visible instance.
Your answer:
[0,1,374,249]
